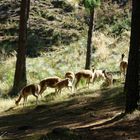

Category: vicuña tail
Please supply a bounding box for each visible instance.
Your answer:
[15,94,22,105]
[121,54,125,61]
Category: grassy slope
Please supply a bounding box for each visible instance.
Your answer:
[0,86,140,140]
[0,30,130,97]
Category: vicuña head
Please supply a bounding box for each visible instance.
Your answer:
[65,71,75,83]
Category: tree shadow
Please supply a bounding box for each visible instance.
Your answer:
[0,86,127,139]
[76,112,126,130]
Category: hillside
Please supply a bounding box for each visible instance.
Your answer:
[0,0,131,97]
[0,0,131,57]
[0,1,140,140]
[0,0,86,57]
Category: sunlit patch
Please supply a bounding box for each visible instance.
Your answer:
[0,98,15,113]
[125,110,140,120]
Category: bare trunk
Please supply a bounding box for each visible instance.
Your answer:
[125,0,140,113]
[85,9,94,70]
[9,0,30,97]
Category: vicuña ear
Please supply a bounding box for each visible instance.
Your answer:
[92,68,95,72]
[102,70,105,73]
[122,54,125,57]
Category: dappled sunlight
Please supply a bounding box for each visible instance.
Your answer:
[0,86,127,139]
[125,110,140,120]
[0,0,137,139]
[70,111,124,129]
[0,30,128,96]
[0,98,15,113]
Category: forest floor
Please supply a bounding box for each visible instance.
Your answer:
[0,85,140,140]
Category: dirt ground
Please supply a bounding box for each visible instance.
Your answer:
[0,86,140,140]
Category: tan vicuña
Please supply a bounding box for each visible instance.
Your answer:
[54,78,72,94]
[75,69,94,89]
[39,76,61,96]
[15,84,40,106]
[120,54,128,80]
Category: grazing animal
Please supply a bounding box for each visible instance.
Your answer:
[75,70,94,89]
[102,70,113,86]
[65,71,75,83]
[54,78,73,94]
[120,54,128,80]
[39,76,61,96]
[15,84,40,106]
[65,71,75,92]
[92,69,105,83]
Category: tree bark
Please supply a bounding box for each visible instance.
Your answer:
[85,9,94,70]
[9,0,30,97]
[124,0,140,113]
[27,0,30,20]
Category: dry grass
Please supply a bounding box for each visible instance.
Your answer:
[0,98,15,113]
[0,30,130,112]
[93,31,130,71]
[0,82,138,140]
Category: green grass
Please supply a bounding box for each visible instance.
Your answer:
[0,30,129,96]
[0,29,129,112]
[0,0,131,112]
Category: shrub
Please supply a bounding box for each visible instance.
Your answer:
[95,2,131,36]
[27,33,42,57]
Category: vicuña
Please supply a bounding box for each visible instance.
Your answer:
[15,84,40,106]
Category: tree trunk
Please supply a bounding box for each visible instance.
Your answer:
[27,0,30,20]
[124,0,140,113]
[27,0,30,27]
[9,0,30,97]
[85,9,94,70]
